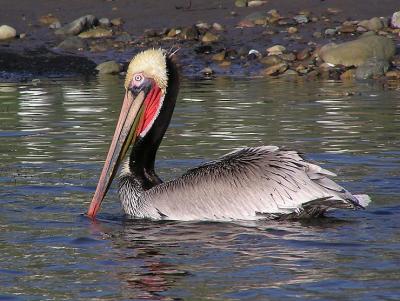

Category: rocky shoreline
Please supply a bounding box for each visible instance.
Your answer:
[0,0,399,82]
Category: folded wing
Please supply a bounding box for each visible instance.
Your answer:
[141,146,368,221]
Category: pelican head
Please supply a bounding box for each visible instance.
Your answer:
[88,48,174,218]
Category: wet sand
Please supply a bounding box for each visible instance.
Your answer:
[0,0,399,80]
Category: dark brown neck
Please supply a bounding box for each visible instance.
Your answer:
[129,56,180,190]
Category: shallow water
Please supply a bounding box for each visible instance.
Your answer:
[0,76,399,300]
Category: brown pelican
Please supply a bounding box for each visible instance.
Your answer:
[87,48,371,221]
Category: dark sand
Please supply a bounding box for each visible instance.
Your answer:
[0,0,399,79]
[2,0,399,33]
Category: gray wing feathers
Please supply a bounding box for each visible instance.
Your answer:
[140,146,368,221]
[354,194,372,207]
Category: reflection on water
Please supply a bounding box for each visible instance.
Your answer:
[0,77,399,300]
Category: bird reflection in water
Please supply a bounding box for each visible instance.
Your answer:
[88,216,357,300]
[89,219,190,300]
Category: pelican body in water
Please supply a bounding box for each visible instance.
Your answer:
[87,49,371,221]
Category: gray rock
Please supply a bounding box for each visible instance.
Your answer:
[356,26,368,32]
[267,45,285,55]
[281,53,296,61]
[248,0,267,7]
[110,18,124,26]
[355,58,390,79]
[380,17,389,28]
[379,17,390,28]
[166,28,180,37]
[359,17,386,31]
[57,36,86,50]
[261,63,288,76]
[143,29,158,38]
[294,15,309,24]
[99,18,111,27]
[50,21,61,29]
[212,51,226,61]
[260,55,283,66]
[201,32,218,43]
[212,22,224,31]
[248,49,262,58]
[0,25,16,40]
[180,26,199,40]
[96,60,121,74]
[55,15,97,36]
[78,27,112,38]
[115,32,132,42]
[196,22,210,30]
[367,17,383,31]
[89,41,110,52]
[391,11,400,29]
[296,48,311,60]
[358,19,370,28]
[235,0,247,7]
[320,34,395,67]
[38,14,60,26]
[324,28,336,36]
[313,31,322,38]
[243,11,267,21]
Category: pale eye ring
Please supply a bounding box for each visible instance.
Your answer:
[134,74,143,82]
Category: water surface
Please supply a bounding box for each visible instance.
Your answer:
[0,77,399,300]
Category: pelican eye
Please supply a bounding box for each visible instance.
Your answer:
[129,73,151,95]
[134,74,143,83]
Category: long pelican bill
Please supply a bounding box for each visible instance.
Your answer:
[87,90,146,218]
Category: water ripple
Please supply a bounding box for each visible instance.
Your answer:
[0,78,399,300]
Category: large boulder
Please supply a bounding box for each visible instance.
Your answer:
[55,15,97,36]
[319,34,395,67]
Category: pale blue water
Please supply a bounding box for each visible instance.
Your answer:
[0,77,399,300]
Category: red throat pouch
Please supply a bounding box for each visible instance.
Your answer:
[136,85,163,136]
